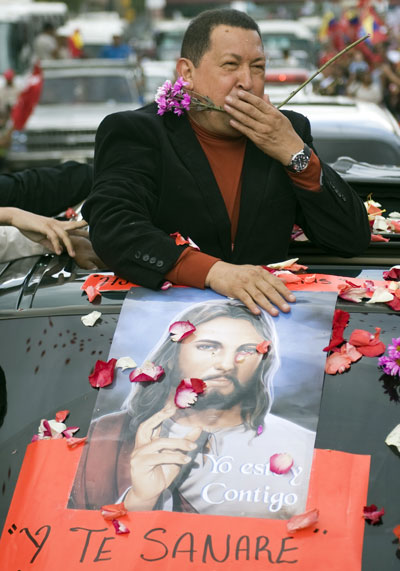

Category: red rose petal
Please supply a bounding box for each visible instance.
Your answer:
[170,232,189,246]
[55,410,69,423]
[363,504,385,524]
[256,340,271,354]
[387,297,400,311]
[169,320,196,342]
[112,519,130,535]
[323,309,350,352]
[88,358,117,388]
[269,452,294,474]
[129,362,165,382]
[383,267,400,280]
[393,524,400,540]
[65,207,78,219]
[287,508,319,532]
[101,502,128,520]
[349,327,386,357]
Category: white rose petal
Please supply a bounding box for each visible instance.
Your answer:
[385,424,400,452]
[81,311,102,327]
[267,258,299,270]
[366,287,394,304]
[116,356,137,371]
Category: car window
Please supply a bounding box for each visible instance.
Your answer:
[40,75,137,104]
[314,137,400,166]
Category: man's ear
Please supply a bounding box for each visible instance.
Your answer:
[176,58,195,89]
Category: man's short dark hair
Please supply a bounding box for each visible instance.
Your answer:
[181,8,262,67]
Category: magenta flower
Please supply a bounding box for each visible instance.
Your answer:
[155,77,224,116]
[378,337,400,376]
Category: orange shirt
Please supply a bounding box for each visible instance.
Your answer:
[165,119,321,289]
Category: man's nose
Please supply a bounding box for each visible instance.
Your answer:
[214,350,236,371]
[236,66,253,91]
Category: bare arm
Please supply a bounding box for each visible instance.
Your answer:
[0,207,87,256]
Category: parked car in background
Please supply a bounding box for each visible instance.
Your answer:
[258,19,317,65]
[7,59,142,171]
[141,59,176,104]
[153,19,189,61]
[282,95,400,166]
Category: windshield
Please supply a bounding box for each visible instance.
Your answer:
[40,75,138,104]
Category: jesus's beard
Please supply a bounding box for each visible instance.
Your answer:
[186,372,258,412]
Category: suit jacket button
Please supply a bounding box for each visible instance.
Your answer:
[134,250,141,259]
[142,254,150,262]
[156,260,164,268]
[150,257,156,264]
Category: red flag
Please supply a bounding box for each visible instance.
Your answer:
[11,63,43,130]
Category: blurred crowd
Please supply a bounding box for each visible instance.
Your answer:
[313,4,400,120]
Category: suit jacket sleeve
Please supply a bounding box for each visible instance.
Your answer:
[82,109,189,289]
[282,110,371,257]
[0,161,93,216]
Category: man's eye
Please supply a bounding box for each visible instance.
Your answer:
[196,344,217,351]
[223,62,237,68]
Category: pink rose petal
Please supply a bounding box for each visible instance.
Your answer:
[55,410,69,423]
[287,508,319,532]
[101,502,128,520]
[187,236,200,250]
[257,425,263,436]
[62,426,79,438]
[338,283,367,303]
[325,352,352,374]
[66,436,87,448]
[161,281,172,290]
[31,434,40,442]
[112,519,130,535]
[174,377,206,409]
[269,452,294,474]
[129,362,165,382]
[256,340,271,354]
[273,270,302,283]
[340,343,362,363]
[363,504,385,524]
[169,320,196,342]
[89,358,117,388]
[84,284,102,303]
[303,274,316,283]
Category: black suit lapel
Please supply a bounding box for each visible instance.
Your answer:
[163,112,232,260]
[233,141,272,261]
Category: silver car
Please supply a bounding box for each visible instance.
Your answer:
[8,59,142,170]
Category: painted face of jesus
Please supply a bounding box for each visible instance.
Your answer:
[177,316,265,408]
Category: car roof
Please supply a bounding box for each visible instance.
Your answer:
[283,97,400,136]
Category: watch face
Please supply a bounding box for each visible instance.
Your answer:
[292,152,309,172]
[288,145,311,173]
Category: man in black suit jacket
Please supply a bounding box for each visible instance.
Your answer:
[82,9,370,316]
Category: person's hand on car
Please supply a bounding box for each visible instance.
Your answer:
[205,260,296,316]
[0,207,87,257]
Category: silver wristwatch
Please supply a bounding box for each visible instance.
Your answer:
[286,144,311,173]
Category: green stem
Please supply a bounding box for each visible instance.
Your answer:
[276,34,370,109]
